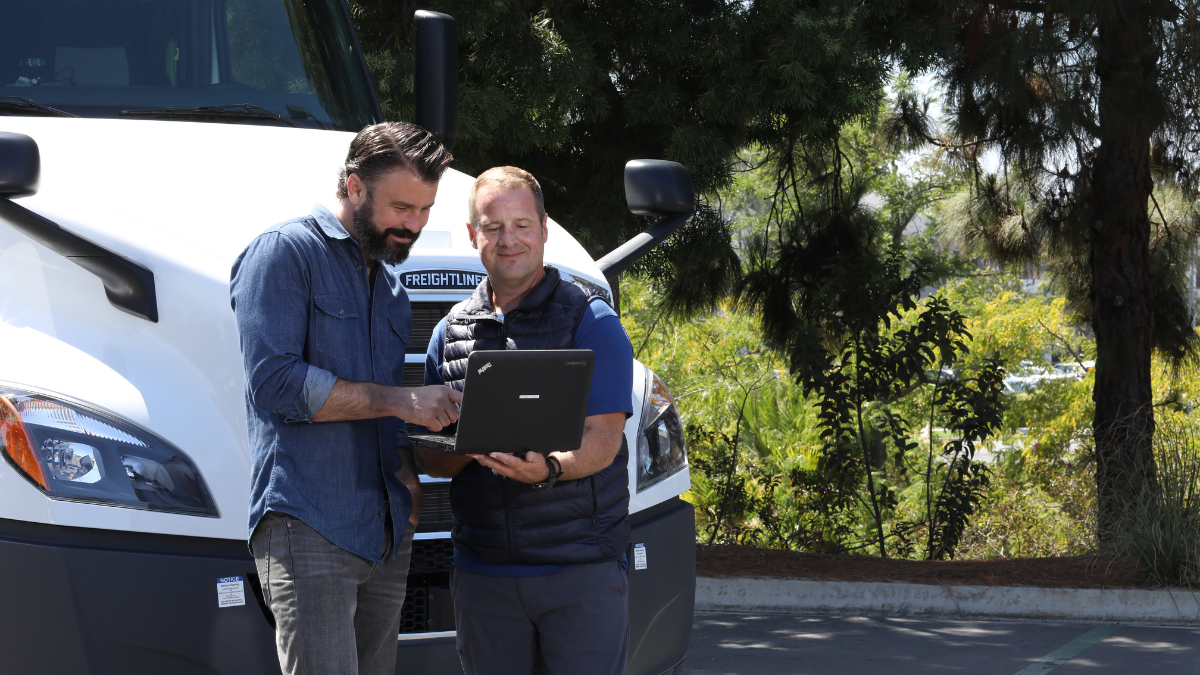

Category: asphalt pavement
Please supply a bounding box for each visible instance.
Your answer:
[688,611,1200,674]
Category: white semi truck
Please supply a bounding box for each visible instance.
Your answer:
[0,2,695,673]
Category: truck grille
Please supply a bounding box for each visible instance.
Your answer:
[399,582,454,633]
[399,537,456,634]
[403,363,425,388]
[396,303,460,635]
[400,587,430,632]
[409,537,455,575]
[407,302,458,354]
[416,482,453,533]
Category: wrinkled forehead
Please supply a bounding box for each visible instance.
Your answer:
[472,184,543,222]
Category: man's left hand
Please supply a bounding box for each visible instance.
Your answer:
[471,452,550,484]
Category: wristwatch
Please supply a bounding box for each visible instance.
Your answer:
[530,454,563,490]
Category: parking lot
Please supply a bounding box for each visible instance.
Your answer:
[688,612,1200,674]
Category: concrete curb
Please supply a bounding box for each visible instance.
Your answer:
[696,576,1200,626]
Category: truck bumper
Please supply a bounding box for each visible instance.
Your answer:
[627,496,696,675]
[0,498,694,675]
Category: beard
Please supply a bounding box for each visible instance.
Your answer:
[354,196,420,266]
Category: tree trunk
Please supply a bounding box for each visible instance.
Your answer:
[1091,12,1159,541]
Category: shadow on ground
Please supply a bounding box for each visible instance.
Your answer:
[687,612,1200,674]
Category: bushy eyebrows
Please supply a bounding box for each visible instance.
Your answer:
[386,197,435,210]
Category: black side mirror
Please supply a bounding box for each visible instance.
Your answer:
[596,160,697,288]
[0,132,40,198]
[414,10,459,151]
[0,132,158,321]
[624,160,694,216]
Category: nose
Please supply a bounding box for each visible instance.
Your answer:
[395,214,424,238]
[496,223,518,247]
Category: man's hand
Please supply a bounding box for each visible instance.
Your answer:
[395,385,461,432]
[313,379,461,430]
[471,452,551,484]
[469,412,626,484]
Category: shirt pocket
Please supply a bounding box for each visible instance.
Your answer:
[388,312,412,349]
[386,312,412,383]
[312,295,363,361]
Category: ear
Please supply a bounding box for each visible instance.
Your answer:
[346,173,368,206]
[540,214,549,243]
[466,220,478,250]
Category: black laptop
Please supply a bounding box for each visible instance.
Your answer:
[408,349,595,455]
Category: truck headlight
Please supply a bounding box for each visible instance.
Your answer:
[636,369,686,491]
[0,385,218,517]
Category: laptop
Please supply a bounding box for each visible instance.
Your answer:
[408,349,595,455]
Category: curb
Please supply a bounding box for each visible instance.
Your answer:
[696,576,1200,626]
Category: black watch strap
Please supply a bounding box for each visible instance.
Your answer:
[530,455,562,490]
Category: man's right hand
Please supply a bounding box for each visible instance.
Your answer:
[395,385,461,431]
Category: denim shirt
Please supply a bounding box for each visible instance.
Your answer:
[230,205,413,562]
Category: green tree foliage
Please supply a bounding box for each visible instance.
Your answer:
[349,0,945,312]
[889,0,1200,538]
[944,275,1099,559]
[618,276,836,550]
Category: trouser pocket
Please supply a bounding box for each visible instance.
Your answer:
[249,519,274,608]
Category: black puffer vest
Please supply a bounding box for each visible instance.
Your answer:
[443,266,630,565]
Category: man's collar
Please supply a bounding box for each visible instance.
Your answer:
[513,266,559,311]
[311,204,352,241]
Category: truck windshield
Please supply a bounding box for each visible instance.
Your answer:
[0,0,379,131]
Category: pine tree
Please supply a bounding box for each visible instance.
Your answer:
[893,1,1200,537]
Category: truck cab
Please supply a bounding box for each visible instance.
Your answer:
[0,1,695,674]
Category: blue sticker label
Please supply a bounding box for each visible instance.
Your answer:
[217,576,246,608]
[633,543,647,570]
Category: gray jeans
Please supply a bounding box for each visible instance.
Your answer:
[451,561,629,675]
[250,512,414,675]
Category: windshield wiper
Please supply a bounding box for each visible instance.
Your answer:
[0,96,76,118]
[120,103,302,128]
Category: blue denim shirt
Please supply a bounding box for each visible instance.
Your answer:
[230,205,413,562]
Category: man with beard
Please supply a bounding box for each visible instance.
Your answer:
[230,122,462,675]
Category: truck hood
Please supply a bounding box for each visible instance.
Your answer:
[0,117,608,287]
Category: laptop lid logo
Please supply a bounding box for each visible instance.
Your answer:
[478,362,492,375]
[519,395,540,399]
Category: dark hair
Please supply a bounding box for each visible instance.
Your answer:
[337,122,453,198]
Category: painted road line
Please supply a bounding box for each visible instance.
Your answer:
[1012,625,1121,675]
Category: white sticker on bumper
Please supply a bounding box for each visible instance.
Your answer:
[217,576,246,608]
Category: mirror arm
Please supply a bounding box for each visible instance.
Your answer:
[0,197,158,323]
[596,211,693,281]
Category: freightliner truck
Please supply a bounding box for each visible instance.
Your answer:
[0,1,695,673]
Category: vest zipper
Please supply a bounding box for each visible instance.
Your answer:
[589,475,597,524]
[501,476,517,561]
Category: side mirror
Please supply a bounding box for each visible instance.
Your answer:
[596,160,697,287]
[0,132,40,198]
[624,160,694,216]
[0,132,158,321]
[414,10,459,151]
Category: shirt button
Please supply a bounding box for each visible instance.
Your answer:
[357,265,362,271]
[339,309,344,315]
[378,511,385,517]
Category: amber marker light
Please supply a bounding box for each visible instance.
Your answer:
[0,393,47,490]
